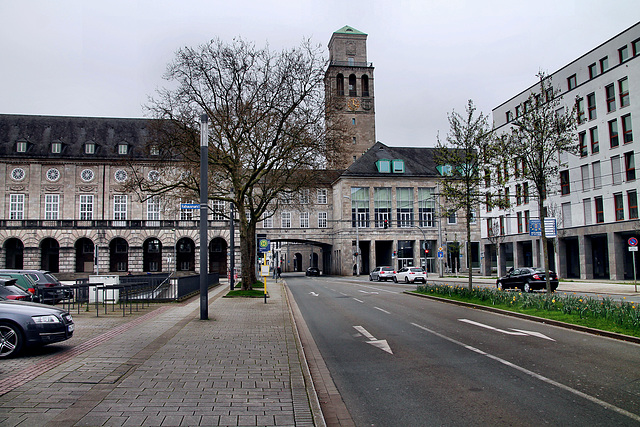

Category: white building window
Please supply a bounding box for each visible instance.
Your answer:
[299,189,310,204]
[118,143,128,155]
[300,212,309,228]
[583,198,592,225]
[611,155,622,185]
[562,202,572,228]
[85,142,95,154]
[318,212,327,228]
[317,189,328,204]
[147,197,160,221]
[211,200,225,221]
[581,165,590,191]
[45,194,59,220]
[180,200,195,220]
[263,212,273,228]
[592,161,601,189]
[10,194,24,220]
[80,195,94,220]
[114,195,127,222]
[281,212,291,228]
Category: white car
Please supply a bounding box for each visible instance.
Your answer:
[393,267,427,283]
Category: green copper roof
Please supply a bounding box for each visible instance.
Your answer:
[334,26,367,36]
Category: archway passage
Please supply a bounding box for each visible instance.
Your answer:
[110,238,129,272]
[294,253,303,272]
[75,238,94,273]
[176,237,195,271]
[4,238,23,269]
[41,238,60,272]
[144,238,162,272]
[209,237,228,275]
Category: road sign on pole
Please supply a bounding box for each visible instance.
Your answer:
[258,238,271,253]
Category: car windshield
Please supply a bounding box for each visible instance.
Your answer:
[44,273,60,284]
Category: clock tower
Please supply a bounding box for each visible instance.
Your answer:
[325,26,376,169]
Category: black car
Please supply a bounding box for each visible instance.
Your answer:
[0,279,32,301]
[497,267,559,292]
[305,267,320,276]
[0,300,74,358]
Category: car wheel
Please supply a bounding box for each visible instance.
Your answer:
[377,276,382,282]
[524,282,532,293]
[0,322,24,358]
[369,275,373,281]
[405,277,409,283]
[393,277,398,283]
[497,281,504,291]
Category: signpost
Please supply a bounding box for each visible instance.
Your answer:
[258,238,270,303]
[629,237,638,292]
[529,218,557,238]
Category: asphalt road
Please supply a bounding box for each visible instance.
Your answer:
[287,275,640,426]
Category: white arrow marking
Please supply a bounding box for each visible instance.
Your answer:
[353,326,393,354]
[459,319,555,341]
[510,329,556,341]
[309,292,319,297]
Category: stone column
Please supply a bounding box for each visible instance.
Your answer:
[609,231,625,280]
[580,234,593,279]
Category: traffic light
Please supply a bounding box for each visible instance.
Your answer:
[425,249,429,256]
[393,250,397,257]
[383,219,388,229]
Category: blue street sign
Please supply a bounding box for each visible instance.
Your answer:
[437,251,444,259]
[180,203,200,210]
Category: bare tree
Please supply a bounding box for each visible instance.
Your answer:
[436,100,496,290]
[130,37,343,289]
[498,72,578,293]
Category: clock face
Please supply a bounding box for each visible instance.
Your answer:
[347,98,360,111]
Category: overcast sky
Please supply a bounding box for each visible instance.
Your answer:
[1,1,639,147]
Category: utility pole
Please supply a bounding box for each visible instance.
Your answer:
[199,114,209,320]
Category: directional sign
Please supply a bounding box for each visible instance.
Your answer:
[629,237,638,247]
[459,319,555,341]
[258,238,270,253]
[529,218,557,237]
[437,251,444,259]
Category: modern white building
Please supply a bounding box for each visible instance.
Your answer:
[484,22,640,280]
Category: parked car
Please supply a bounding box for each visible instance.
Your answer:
[394,267,427,283]
[496,267,559,292]
[0,270,68,303]
[0,279,32,301]
[369,266,395,281]
[0,300,74,358]
[0,273,38,299]
[305,267,321,276]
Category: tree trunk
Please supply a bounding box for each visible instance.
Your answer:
[467,207,473,290]
[238,210,258,290]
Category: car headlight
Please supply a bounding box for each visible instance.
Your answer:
[32,315,61,324]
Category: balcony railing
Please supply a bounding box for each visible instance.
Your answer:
[0,219,231,229]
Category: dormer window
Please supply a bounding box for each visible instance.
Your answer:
[85,142,96,154]
[51,140,62,154]
[376,159,391,173]
[16,139,27,153]
[118,143,128,155]
[150,145,159,156]
[392,159,404,173]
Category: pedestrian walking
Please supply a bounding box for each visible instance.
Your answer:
[277,266,282,279]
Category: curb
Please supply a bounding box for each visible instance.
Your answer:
[404,291,640,345]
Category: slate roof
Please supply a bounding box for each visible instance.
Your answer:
[0,114,155,160]
[341,141,441,177]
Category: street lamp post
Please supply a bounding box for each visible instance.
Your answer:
[199,114,209,320]
[229,197,235,291]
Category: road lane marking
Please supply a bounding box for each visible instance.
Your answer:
[459,319,555,341]
[356,284,399,294]
[353,326,393,354]
[309,292,319,296]
[411,322,639,423]
[374,307,391,314]
[358,290,379,294]
[353,298,364,303]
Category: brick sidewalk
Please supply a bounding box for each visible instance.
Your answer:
[0,281,319,427]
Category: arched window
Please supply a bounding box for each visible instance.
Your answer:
[348,74,357,96]
[361,75,369,97]
[336,74,344,96]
